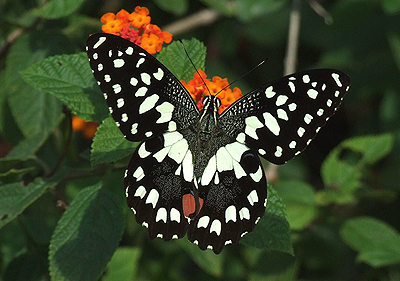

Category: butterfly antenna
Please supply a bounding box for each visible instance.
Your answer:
[215,59,268,97]
[179,39,214,96]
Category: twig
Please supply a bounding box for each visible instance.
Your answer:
[162,9,220,35]
[266,0,302,183]
[308,0,333,25]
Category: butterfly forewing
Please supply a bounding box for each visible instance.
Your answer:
[220,69,350,164]
[86,33,199,141]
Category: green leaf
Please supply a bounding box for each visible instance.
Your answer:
[320,155,362,205]
[157,38,206,82]
[6,132,47,159]
[340,217,400,267]
[103,247,142,281]
[234,0,287,21]
[340,134,394,165]
[49,182,125,281]
[91,116,137,166]
[154,0,189,15]
[0,178,52,230]
[0,168,35,185]
[241,185,293,255]
[33,0,86,19]
[381,0,400,14]
[5,31,74,137]
[388,32,400,72]
[199,0,235,16]
[21,53,108,122]
[178,239,224,277]
[274,181,317,230]
[319,134,394,205]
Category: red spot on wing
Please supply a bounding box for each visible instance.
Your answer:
[182,193,204,218]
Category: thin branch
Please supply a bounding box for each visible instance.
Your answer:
[308,0,333,25]
[266,0,302,183]
[162,9,220,35]
[284,0,301,76]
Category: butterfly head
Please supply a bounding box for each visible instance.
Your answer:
[202,95,221,116]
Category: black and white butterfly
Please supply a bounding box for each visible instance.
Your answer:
[86,33,350,254]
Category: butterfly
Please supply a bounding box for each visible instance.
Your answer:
[86,33,350,254]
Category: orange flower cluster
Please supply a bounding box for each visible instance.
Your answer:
[101,7,172,54]
[72,116,98,139]
[181,69,243,114]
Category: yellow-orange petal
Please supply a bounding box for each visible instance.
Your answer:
[72,116,86,132]
[83,123,98,139]
[140,33,161,54]
[101,13,116,23]
[116,9,130,21]
[102,19,124,34]
[135,6,150,16]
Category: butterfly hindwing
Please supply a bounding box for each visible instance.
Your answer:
[124,131,192,241]
[86,33,199,142]
[220,69,350,164]
[188,142,267,253]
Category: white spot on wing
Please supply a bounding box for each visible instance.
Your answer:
[153,68,164,80]
[145,189,159,208]
[93,37,106,49]
[210,219,222,236]
[133,166,145,181]
[134,185,146,198]
[297,127,305,137]
[139,94,159,114]
[247,190,259,206]
[265,86,276,98]
[116,98,124,108]
[304,113,313,124]
[239,207,250,220]
[288,81,295,93]
[168,138,189,164]
[263,112,280,136]
[112,84,121,94]
[197,216,210,228]
[225,205,237,223]
[130,77,138,86]
[170,208,181,223]
[302,74,310,83]
[155,207,167,223]
[276,95,288,106]
[136,57,145,68]
[113,59,125,68]
[125,46,134,55]
[141,73,151,85]
[250,166,263,182]
[135,86,148,97]
[288,103,297,111]
[121,113,128,122]
[332,73,342,87]
[307,89,318,99]
[245,116,264,140]
[277,109,288,121]
[131,123,138,135]
[274,146,283,157]
[182,150,193,182]
[216,147,233,172]
[156,102,174,124]
[201,155,216,186]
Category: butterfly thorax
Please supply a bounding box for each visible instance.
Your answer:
[197,96,221,146]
